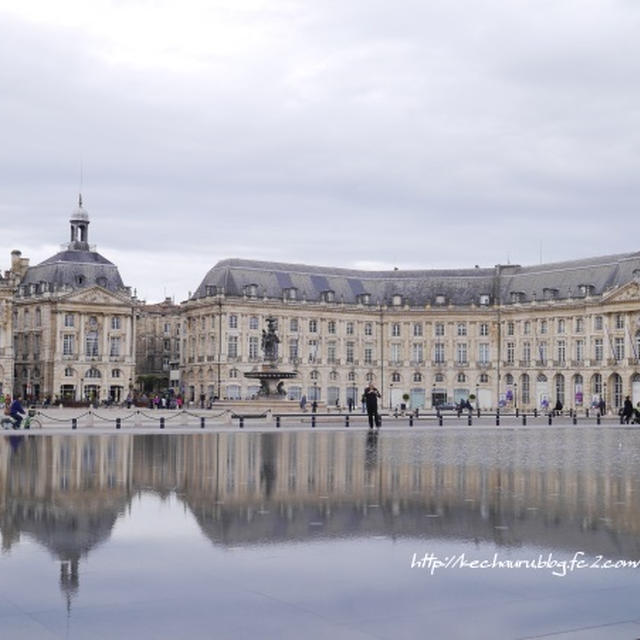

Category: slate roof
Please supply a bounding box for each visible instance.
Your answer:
[192,252,640,306]
[21,249,125,293]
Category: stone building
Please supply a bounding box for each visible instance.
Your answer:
[11,197,137,403]
[179,255,640,411]
[0,253,24,396]
[135,297,181,393]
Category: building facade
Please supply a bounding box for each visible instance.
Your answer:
[179,256,640,411]
[11,198,137,403]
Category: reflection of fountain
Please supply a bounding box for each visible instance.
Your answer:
[243,316,297,399]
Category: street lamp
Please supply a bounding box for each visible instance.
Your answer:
[390,382,393,410]
[514,382,518,411]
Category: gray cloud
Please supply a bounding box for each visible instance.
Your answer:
[1,0,639,301]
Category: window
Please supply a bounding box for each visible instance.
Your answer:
[111,316,121,330]
[615,314,624,330]
[308,339,318,362]
[290,318,298,332]
[112,369,121,378]
[249,336,259,359]
[575,339,584,363]
[229,314,238,329]
[329,370,338,381]
[391,323,401,337]
[506,322,514,336]
[594,315,603,331]
[64,367,74,377]
[615,337,625,361]
[391,371,401,382]
[479,373,489,383]
[289,339,298,361]
[506,342,515,364]
[64,313,74,327]
[479,323,489,337]
[594,338,603,362]
[521,374,530,404]
[63,334,74,356]
[364,322,373,336]
[229,368,239,378]
[109,336,121,357]
[479,294,490,305]
[457,372,466,383]
[435,295,446,305]
[249,316,259,330]
[575,317,584,333]
[390,344,401,363]
[557,319,565,334]
[412,343,423,363]
[358,293,371,305]
[346,322,354,335]
[523,321,530,335]
[86,367,100,378]
[228,335,238,358]
[35,308,41,327]
[327,341,337,363]
[434,343,445,364]
[164,322,170,333]
[413,372,422,382]
[366,372,375,382]
[327,320,336,334]
[479,343,490,364]
[556,340,565,363]
[434,373,444,383]
[538,342,547,363]
[435,323,445,337]
[309,319,318,333]
[85,331,99,357]
[285,287,297,300]
[413,323,423,337]
[244,284,258,298]
[346,342,354,364]
[540,320,547,334]
[348,371,356,381]
[364,345,373,365]
[457,322,467,337]
[522,342,531,363]
[456,343,467,364]
[310,370,319,380]
[392,295,402,306]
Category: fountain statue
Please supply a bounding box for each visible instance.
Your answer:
[244,316,297,398]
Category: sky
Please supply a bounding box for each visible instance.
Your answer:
[1,0,639,303]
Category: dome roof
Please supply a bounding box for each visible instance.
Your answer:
[70,194,89,222]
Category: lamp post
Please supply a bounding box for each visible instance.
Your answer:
[603,381,607,414]
[514,382,518,411]
[390,383,393,410]
[475,383,479,411]
[80,377,84,404]
[432,382,436,409]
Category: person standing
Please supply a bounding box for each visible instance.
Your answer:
[622,395,634,424]
[362,383,381,429]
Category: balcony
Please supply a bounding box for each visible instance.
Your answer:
[518,360,530,367]
[628,358,639,366]
[502,360,514,367]
[553,360,566,367]
[535,360,547,367]
[570,360,583,367]
[607,359,618,367]
[477,361,492,369]
[410,360,424,366]
[206,356,216,362]
[456,361,469,367]
[432,360,445,367]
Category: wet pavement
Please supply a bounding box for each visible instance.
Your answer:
[1,428,640,639]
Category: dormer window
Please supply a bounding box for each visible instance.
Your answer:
[244,284,258,298]
[357,293,371,305]
[510,291,525,303]
[577,284,594,297]
[434,294,446,305]
[321,290,335,303]
[392,294,403,306]
[543,288,558,300]
[205,285,217,296]
[479,294,491,305]
[284,287,297,300]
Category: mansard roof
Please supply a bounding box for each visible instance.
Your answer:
[192,251,640,306]
[20,249,125,293]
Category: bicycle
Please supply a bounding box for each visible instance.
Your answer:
[1,413,42,430]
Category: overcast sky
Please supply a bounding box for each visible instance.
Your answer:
[1,0,639,303]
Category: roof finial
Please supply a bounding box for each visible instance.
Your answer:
[78,192,83,208]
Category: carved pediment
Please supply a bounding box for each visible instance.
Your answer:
[602,282,640,304]
[61,286,130,306]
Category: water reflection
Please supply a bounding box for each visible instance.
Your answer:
[1,429,640,605]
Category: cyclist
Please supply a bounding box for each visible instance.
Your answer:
[9,395,26,430]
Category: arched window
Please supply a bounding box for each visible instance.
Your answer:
[391,372,401,383]
[435,373,444,383]
[366,372,375,382]
[554,374,565,406]
[329,370,338,381]
[347,371,356,381]
[413,372,422,382]
[310,370,319,380]
[457,372,466,383]
[86,367,101,378]
[520,373,530,404]
[229,368,239,378]
[479,373,489,383]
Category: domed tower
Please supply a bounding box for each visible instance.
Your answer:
[69,194,90,250]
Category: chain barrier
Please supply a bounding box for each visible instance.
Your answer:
[230,412,269,420]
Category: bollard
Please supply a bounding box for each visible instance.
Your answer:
[439,414,443,427]
[573,414,577,426]
[415,408,419,418]
[276,415,281,429]
[586,408,589,418]
[496,412,500,426]
[597,412,601,425]
[345,415,349,428]
[477,407,480,418]
[116,418,121,430]
[239,416,244,429]
[200,417,205,429]
[409,414,414,427]
[467,413,472,426]
[311,415,316,428]
[620,413,624,425]
[515,408,519,418]
[72,418,77,430]
[534,408,538,418]
[522,414,527,426]
[160,417,165,429]
[548,413,552,426]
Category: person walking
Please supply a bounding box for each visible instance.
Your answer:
[622,395,634,424]
[362,383,381,429]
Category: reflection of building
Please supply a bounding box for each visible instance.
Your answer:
[179,257,640,411]
[10,197,137,402]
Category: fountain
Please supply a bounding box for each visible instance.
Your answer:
[243,316,297,399]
